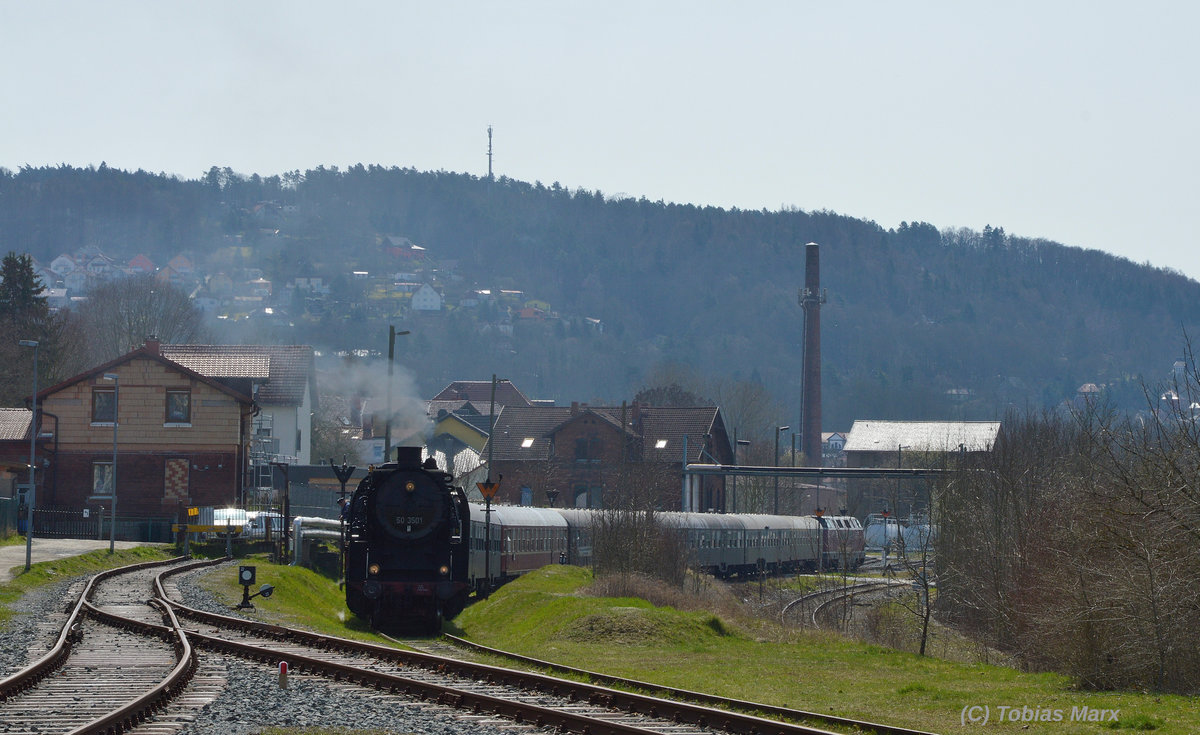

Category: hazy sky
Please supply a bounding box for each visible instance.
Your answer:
[4,2,1197,279]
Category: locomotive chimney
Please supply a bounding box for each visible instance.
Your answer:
[800,242,824,468]
[394,445,421,467]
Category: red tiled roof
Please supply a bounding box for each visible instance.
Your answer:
[35,347,253,406]
[162,344,313,406]
[430,381,532,409]
[483,404,725,463]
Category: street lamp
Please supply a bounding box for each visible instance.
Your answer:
[19,340,37,572]
[732,437,750,513]
[102,373,119,554]
[774,425,790,514]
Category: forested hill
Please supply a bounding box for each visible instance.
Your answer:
[2,163,1198,428]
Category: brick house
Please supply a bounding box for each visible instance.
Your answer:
[482,401,733,511]
[33,345,254,516]
[159,342,317,466]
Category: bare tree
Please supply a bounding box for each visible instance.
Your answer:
[311,396,364,465]
[709,377,783,447]
[890,476,938,656]
[82,275,207,361]
[591,450,687,585]
[938,389,1200,692]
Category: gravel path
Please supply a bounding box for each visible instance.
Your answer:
[2,560,539,735]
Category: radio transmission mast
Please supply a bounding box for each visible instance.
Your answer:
[487,126,494,181]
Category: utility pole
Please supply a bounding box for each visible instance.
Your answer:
[19,340,38,571]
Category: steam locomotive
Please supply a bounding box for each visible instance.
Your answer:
[344,447,864,631]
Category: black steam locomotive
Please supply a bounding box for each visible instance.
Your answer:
[346,446,865,632]
[344,447,472,630]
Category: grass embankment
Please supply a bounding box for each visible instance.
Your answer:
[195,554,382,643]
[153,558,1200,734]
[452,566,1198,734]
[0,544,177,627]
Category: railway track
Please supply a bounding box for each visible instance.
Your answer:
[158,565,938,735]
[778,580,895,629]
[428,633,935,735]
[0,557,200,735]
[808,582,896,630]
[2,558,939,735]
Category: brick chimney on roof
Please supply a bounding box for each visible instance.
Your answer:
[144,336,161,356]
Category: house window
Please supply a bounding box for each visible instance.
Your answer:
[573,485,602,508]
[165,390,191,423]
[92,388,116,423]
[575,435,601,463]
[93,461,113,496]
[520,486,532,506]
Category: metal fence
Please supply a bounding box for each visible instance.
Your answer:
[30,505,175,544]
[244,484,343,521]
[1,482,345,545]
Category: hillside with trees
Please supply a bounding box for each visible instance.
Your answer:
[2,163,1198,433]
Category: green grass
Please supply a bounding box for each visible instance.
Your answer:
[453,567,1200,734]
[195,556,387,643]
[115,558,1200,733]
[0,545,177,627]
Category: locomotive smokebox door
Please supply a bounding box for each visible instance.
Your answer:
[239,565,256,586]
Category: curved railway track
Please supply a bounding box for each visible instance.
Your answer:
[0,557,200,735]
[778,580,895,629]
[807,582,896,630]
[158,564,938,735]
[2,557,939,735]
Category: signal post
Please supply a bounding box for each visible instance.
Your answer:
[477,479,499,596]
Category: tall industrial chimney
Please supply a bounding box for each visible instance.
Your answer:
[800,242,825,467]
